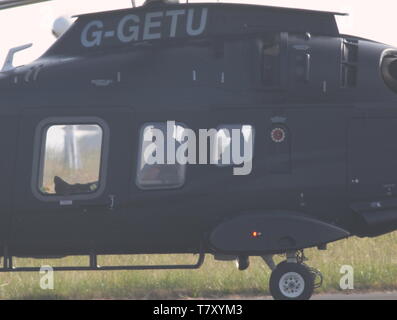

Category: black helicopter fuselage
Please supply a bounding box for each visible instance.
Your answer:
[0,2,396,260]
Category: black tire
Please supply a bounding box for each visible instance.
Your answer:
[269,261,315,300]
[236,255,250,271]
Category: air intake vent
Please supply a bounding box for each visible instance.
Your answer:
[341,39,358,88]
[382,51,397,93]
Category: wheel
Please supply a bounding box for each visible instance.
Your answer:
[235,255,249,271]
[269,261,315,300]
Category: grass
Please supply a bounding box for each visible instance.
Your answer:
[1,233,397,299]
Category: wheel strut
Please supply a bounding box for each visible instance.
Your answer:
[261,255,276,271]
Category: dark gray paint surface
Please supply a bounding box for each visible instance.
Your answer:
[0,2,395,258]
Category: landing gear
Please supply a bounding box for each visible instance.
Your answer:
[236,255,250,271]
[265,251,323,300]
[269,261,315,300]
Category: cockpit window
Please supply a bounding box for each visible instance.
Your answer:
[39,124,103,196]
[136,122,186,190]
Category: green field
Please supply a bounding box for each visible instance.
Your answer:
[1,233,397,299]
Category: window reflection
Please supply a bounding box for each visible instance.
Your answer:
[40,124,103,195]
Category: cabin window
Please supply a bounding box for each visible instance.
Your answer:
[213,125,255,166]
[136,122,187,190]
[39,123,104,196]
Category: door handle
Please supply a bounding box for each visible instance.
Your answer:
[304,53,311,82]
[80,195,116,211]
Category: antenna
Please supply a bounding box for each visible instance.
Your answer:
[131,0,136,7]
[1,43,32,72]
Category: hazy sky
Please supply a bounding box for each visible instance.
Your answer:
[0,0,395,66]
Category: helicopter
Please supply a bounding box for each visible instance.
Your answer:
[1,0,397,300]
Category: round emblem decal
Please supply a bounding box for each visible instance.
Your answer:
[271,128,286,143]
